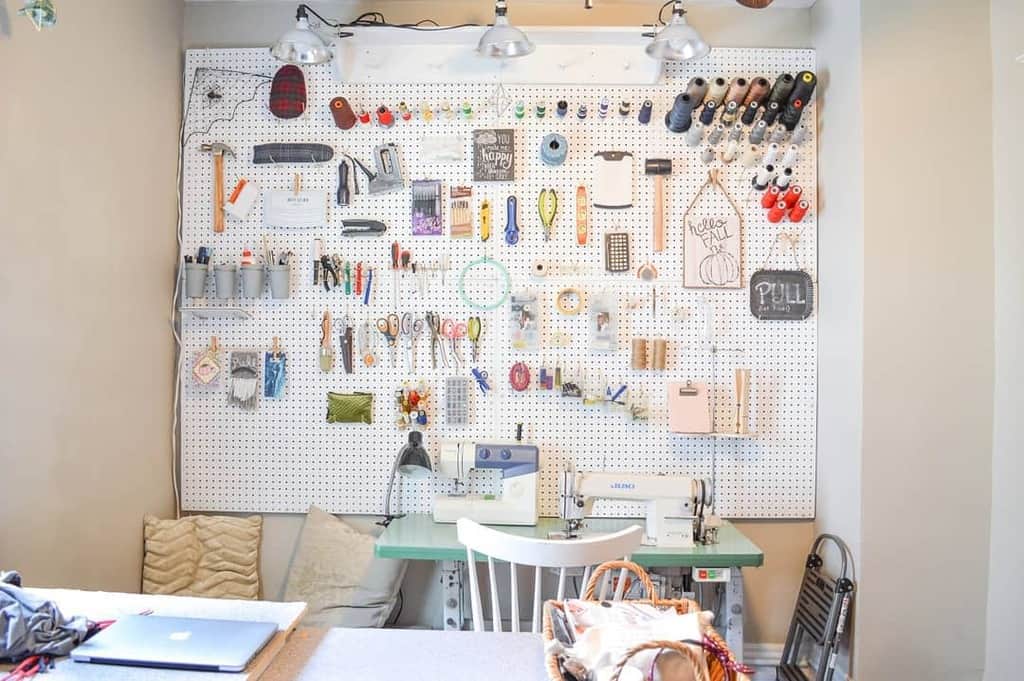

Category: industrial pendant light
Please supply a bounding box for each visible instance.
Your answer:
[477,1,534,59]
[271,5,333,65]
[646,1,710,62]
[18,0,56,31]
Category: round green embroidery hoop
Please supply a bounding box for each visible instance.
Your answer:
[459,256,511,311]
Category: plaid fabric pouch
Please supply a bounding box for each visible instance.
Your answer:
[270,65,306,119]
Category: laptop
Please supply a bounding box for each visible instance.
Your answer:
[71,615,278,672]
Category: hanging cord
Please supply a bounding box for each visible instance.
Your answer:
[301,6,480,35]
[171,67,272,519]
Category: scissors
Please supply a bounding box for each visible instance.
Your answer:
[538,188,558,241]
[472,368,491,394]
[425,312,446,369]
[400,312,425,372]
[467,316,482,362]
[441,318,467,370]
[376,313,400,367]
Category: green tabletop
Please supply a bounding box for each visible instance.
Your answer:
[375,514,763,568]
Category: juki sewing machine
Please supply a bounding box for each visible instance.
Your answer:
[433,441,539,526]
[559,466,720,547]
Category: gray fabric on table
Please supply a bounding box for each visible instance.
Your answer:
[1,572,90,661]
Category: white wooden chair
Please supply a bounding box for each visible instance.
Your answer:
[456,518,644,633]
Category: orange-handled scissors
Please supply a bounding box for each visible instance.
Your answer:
[376,313,400,367]
[441,318,467,369]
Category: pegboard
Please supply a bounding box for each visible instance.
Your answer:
[179,47,817,519]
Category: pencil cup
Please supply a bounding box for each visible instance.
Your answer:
[184,263,209,298]
[268,264,291,299]
[214,265,237,299]
[240,264,266,298]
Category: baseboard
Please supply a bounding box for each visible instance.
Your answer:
[744,643,784,668]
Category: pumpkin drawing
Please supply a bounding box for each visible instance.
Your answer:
[699,247,740,286]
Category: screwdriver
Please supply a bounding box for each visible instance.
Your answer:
[391,241,400,310]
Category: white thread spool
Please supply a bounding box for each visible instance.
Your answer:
[685,122,705,147]
[741,145,761,168]
[722,139,739,164]
[781,144,799,168]
[774,167,794,190]
[701,146,716,164]
[762,142,780,166]
[753,164,774,190]
[769,127,787,144]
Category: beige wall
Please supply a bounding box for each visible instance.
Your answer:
[859,1,993,679]
[0,0,182,591]
[183,1,817,645]
[985,1,1023,678]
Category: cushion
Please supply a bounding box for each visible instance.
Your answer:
[270,65,306,119]
[283,506,407,628]
[143,515,261,600]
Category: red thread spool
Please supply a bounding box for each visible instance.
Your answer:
[767,201,787,223]
[357,110,371,124]
[761,186,781,209]
[376,106,394,127]
[783,185,803,209]
[789,200,809,222]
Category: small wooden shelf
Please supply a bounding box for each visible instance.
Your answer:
[671,431,756,439]
[180,306,251,322]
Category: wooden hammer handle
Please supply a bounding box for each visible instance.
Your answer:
[653,176,665,252]
[213,152,225,233]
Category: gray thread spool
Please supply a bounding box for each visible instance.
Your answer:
[638,100,653,125]
[769,126,788,144]
[729,125,743,142]
[685,76,708,105]
[598,97,610,118]
[577,104,588,120]
[701,146,716,164]
[708,124,726,146]
[700,100,717,126]
[792,125,809,145]
[685,122,705,147]
[750,119,768,144]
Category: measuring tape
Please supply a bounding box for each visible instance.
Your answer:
[509,362,531,391]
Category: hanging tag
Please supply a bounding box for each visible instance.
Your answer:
[750,233,814,320]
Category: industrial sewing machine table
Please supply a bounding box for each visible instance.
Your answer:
[374,514,764,653]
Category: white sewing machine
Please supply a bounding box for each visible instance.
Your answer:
[433,441,539,526]
[559,466,719,547]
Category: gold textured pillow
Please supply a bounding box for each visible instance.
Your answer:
[143,515,262,600]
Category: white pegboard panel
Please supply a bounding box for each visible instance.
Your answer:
[179,47,817,519]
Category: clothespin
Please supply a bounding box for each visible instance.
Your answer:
[272,336,281,359]
[293,173,302,195]
[210,336,219,352]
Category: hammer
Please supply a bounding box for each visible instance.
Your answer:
[200,142,235,233]
[645,159,672,252]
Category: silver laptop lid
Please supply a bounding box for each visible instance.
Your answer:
[71,615,277,672]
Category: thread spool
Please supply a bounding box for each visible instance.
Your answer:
[761,185,782,208]
[514,101,525,119]
[781,144,799,168]
[725,77,750,107]
[535,103,547,118]
[557,100,569,118]
[619,101,631,117]
[357,109,371,124]
[708,124,725,146]
[701,146,716,164]
[774,167,794,190]
[705,76,729,106]
[685,77,709,105]
[789,200,809,222]
[792,125,809,145]
[665,93,694,133]
[750,119,768,144]
[398,102,412,121]
[783,185,803,209]
[767,73,796,110]
[762,101,781,126]
[767,201,787,223]
[762,143,781,166]
[740,101,760,126]
[752,164,774,191]
[462,101,473,119]
[728,125,743,142]
[651,339,667,371]
[376,105,394,127]
[721,100,739,126]
[631,339,649,370]
[769,126,788,144]
[577,104,588,120]
[420,103,434,122]
[598,97,610,118]
[782,70,817,130]
[700,100,717,126]
[442,101,454,119]
[685,122,705,147]
[742,144,761,168]
[638,100,653,124]
[722,139,739,164]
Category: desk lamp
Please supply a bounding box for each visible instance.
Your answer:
[380,431,432,526]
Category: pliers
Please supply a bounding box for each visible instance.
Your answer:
[321,255,339,291]
[426,312,446,369]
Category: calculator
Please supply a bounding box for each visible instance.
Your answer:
[604,232,631,273]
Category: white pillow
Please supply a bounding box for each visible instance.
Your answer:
[283,506,407,628]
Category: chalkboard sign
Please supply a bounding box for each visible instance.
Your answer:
[750,269,814,320]
[473,129,515,182]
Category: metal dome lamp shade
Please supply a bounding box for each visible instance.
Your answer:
[477,1,534,59]
[271,5,333,65]
[379,431,433,526]
[646,1,710,62]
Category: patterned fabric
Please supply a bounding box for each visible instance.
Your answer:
[253,143,334,164]
[270,65,306,119]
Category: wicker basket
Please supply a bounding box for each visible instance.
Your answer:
[542,560,752,681]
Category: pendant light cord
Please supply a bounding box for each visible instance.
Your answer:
[298,4,481,36]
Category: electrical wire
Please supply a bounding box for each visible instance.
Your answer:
[171,67,273,520]
[657,1,675,25]
[303,6,480,35]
